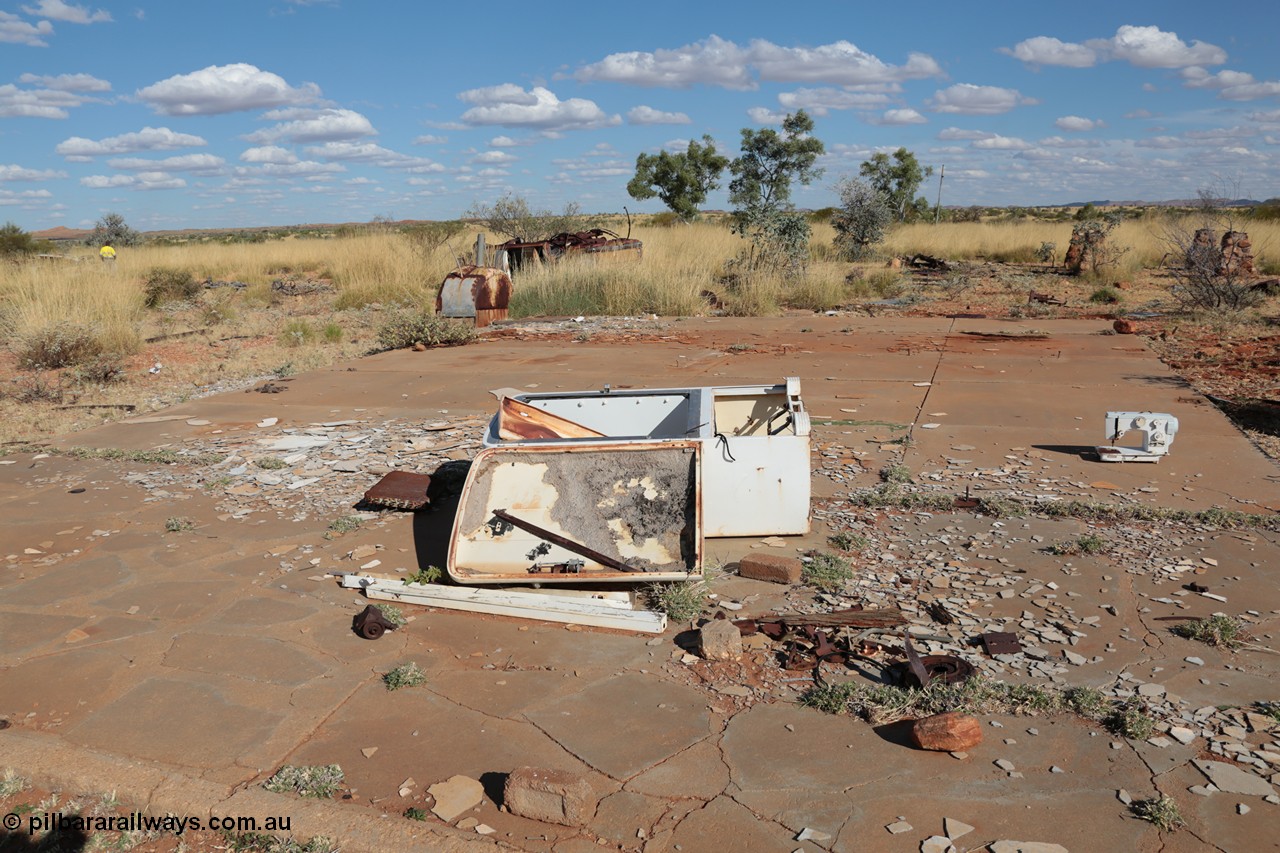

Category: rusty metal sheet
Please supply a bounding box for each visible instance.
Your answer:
[436,264,512,324]
[362,471,432,510]
[981,631,1023,656]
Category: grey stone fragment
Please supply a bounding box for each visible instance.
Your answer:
[428,775,484,823]
[885,821,913,834]
[699,619,742,660]
[944,817,974,839]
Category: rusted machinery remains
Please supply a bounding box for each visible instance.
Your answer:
[497,228,643,274]
[435,264,513,328]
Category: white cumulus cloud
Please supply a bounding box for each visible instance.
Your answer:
[1002,36,1097,67]
[82,172,185,190]
[1055,116,1104,132]
[575,35,753,89]
[458,84,620,131]
[137,63,321,116]
[746,106,786,124]
[929,84,1037,115]
[749,41,940,86]
[56,126,206,159]
[245,108,376,144]
[18,72,110,91]
[777,87,890,115]
[0,11,53,46]
[239,146,298,165]
[107,153,226,174]
[303,141,445,172]
[0,164,66,181]
[627,105,692,125]
[21,0,110,24]
[872,108,927,125]
[972,135,1032,150]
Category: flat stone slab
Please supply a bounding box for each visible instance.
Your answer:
[721,702,887,791]
[64,678,282,768]
[218,596,319,626]
[0,612,86,658]
[163,633,329,686]
[2,555,130,607]
[668,795,800,850]
[526,673,711,779]
[96,580,230,621]
[1193,759,1276,796]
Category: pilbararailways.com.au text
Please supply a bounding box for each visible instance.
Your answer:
[8,811,294,836]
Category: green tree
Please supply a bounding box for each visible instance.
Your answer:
[89,212,140,247]
[0,222,42,258]
[727,111,825,278]
[465,193,581,242]
[858,148,932,222]
[627,136,729,222]
[831,178,892,261]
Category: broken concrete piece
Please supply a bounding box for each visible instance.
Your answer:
[504,766,598,827]
[886,821,913,834]
[699,619,743,660]
[1193,760,1277,796]
[737,553,802,585]
[911,712,983,752]
[989,843,1068,853]
[428,775,484,822]
[922,836,956,853]
[945,818,974,839]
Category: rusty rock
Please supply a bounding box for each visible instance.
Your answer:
[737,553,802,585]
[504,767,597,827]
[411,342,427,352]
[910,712,983,752]
[1112,319,1135,335]
[699,618,743,661]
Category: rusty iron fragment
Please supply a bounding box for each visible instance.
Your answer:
[769,609,907,630]
[981,631,1023,656]
[362,471,433,510]
[925,601,955,625]
[352,603,397,640]
[498,397,605,441]
[497,229,643,275]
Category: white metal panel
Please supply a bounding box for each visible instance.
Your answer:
[438,277,477,318]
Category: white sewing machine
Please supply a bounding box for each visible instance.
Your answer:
[1096,411,1179,462]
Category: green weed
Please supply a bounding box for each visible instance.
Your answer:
[261,764,343,799]
[383,662,426,691]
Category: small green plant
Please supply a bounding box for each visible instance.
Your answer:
[404,566,442,585]
[0,768,31,798]
[1130,795,1184,832]
[222,832,338,853]
[403,807,428,821]
[322,322,343,343]
[376,309,476,351]
[256,457,289,470]
[827,531,868,552]
[1106,699,1157,740]
[374,603,406,627]
[1063,686,1109,720]
[803,552,854,592]
[383,662,426,691]
[70,353,127,386]
[1253,701,1280,723]
[1172,614,1246,649]
[262,764,344,799]
[327,515,363,534]
[143,267,200,307]
[727,343,752,352]
[1090,286,1122,304]
[879,463,912,485]
[1048,533,1107,556]
[273,362,296,378]
[278,319,316,348]
[799,682,859,715]
[643,580,708,622]
[164,516,195,533]
[801,677,1065,725]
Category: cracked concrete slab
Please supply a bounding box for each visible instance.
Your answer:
[526,674,712,780]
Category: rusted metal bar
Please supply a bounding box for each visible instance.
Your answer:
[769,608,907,629]
[492,508,640,573]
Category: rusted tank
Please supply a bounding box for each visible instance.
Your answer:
[435,265,512,328]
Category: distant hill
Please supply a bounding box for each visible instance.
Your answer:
[32,225,92,241]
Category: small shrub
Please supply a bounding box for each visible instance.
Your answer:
[1172,614,1246,649]
[1106,699,1157,740]
[643,581,707,622]
[70,353,127,386]
[201,298,237,326]
[164,516,195,533]
[1048,533,1107,556]
[1090,286,1121,304]
[5,371,66,403]
[1130,796,1184,832]
[0,768,31,798]
[404,566,442,585]
[322,322,343,343]
[880,463,912,485]
[18,321,105,369]
[256,457,289,470]
[403,807,428,821]
[278,319,316,348]
[262,764,344,799]
[799,682,859,715]
[827,531,868,552]
[327,515,362,534]
[374,603,406,627]
[143,268,200,307]
[1063,686,1109,720]
[383,662,426,691]
[376,309,476,351]
[273,362,296,378]
[803,552,853,592]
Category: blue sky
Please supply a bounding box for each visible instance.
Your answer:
[2,0,1278,230]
